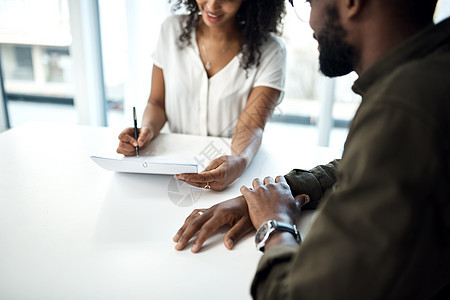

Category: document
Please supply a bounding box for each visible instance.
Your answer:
[91,132,232,175]
[91,156,198,175]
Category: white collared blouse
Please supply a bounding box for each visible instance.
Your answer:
[152,15,286,137]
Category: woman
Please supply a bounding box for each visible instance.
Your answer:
[117,0,286,191]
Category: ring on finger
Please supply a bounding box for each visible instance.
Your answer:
[204,182,211,189]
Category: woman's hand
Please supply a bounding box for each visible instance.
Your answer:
[116,126,154,156]
[174,155,247,191]
[173,195,254,253]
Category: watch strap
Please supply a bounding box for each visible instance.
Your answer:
[272,220,301,243]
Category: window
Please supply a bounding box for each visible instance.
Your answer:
[275,8,360,148]
[98,0,128,126]
[0,0,74,127]
[0,0,72,99]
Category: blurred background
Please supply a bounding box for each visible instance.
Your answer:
[0,0,449,150]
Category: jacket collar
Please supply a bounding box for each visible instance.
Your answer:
[352,18,450,96]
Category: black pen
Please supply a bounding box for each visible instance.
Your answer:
[133,106,140,157]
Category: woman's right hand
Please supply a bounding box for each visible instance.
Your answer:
[116,126,154,156]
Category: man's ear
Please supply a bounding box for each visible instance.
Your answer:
[342,0,365,19]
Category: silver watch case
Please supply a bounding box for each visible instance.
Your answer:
[255,220,300,252]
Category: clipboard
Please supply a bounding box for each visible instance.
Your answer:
[91,132,231,175]
[91,156,198,175]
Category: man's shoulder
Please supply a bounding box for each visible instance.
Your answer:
[396,50,450,87]
[373,50,450,107]
[361,50,450,133]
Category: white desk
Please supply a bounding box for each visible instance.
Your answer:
[0,122,341,300]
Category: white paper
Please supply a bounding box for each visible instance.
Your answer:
[91,156,198,175]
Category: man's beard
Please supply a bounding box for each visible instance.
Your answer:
[317,5,358,77]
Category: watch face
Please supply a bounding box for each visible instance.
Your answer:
[256,223,269,243]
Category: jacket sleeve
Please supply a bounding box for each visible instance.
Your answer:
[284,159,340,210]
[250,245,298,300]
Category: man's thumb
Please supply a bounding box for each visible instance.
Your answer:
[294,194,310,207]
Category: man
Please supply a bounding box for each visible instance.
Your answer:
[174,0,450,298]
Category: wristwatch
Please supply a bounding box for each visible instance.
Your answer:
[255,220,301,252]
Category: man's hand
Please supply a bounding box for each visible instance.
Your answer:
[241,176,309,230]
[173,195,254,253]
[174,155,247,191]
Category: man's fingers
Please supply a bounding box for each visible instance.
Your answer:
[294,194,311,206]
[275,175,287,184]
[240,185,252,197]
[263,176,275,185]
[252,178,263,189]
[191,217,226,253]
[224,218,254,250]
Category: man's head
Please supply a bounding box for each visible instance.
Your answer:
[291,0,439,76]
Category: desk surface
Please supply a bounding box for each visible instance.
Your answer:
[0,122,341,300]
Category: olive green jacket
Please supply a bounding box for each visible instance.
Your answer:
[252,18,450,300]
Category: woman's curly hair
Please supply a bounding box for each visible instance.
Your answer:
[169,0,286,71]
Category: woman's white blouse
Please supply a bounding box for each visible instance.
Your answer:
[152,15,286,137]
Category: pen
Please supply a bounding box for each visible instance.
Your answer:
[133,106,140,157]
